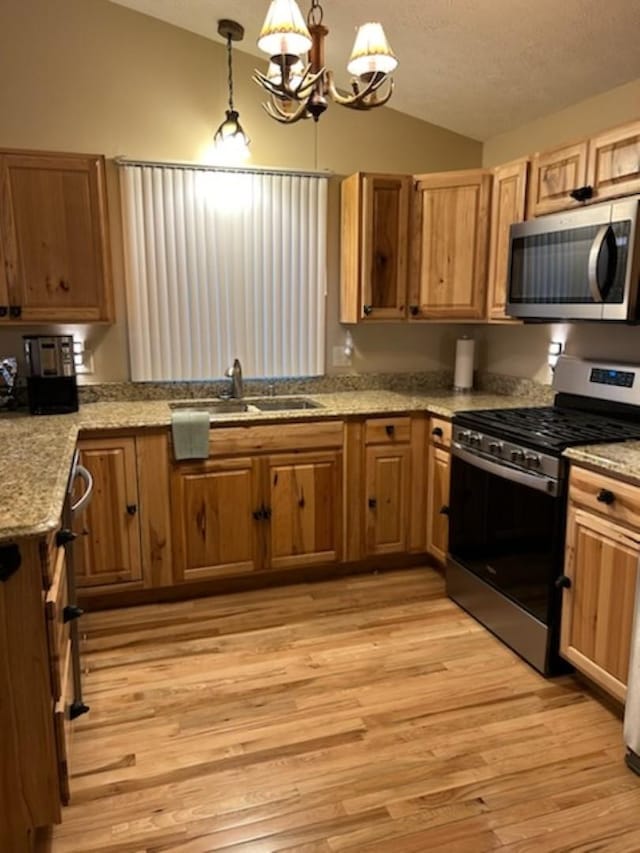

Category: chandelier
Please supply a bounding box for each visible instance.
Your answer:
[253,0,398,124]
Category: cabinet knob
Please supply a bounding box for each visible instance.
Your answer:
[596,489,615,505]
[63,604,85,623]
[555,575,572,590]
[569,185,594,203]
[385,424,395,437]
[439,505,450,516]
[363,304,373,316]
[0,545,21,583]
[9,305,21,319]
[69,701,90,720]
[126,504,138,516]
[409,305,420,317]
[368,498,377,509]
[0,305,7,317]
[432,427,443,438]
[253,507,265,521]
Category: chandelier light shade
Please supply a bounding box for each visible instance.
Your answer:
[214,19,250,162]
[347,22,399,79]
[253,0,398,124]
[257,0,313,59]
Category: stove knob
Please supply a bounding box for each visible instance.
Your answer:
[488,441,503,456]
[458,430,471,444]
[510,448,524,464]
[469,432,482,447]
[525,453,541,469]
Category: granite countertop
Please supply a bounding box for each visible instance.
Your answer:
[564,441,640,486]
[0,388,560,545]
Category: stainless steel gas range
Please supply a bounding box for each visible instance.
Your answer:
[447,356,640,676]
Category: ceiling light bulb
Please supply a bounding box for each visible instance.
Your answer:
[258,0,312,60]
[347,22,398,79]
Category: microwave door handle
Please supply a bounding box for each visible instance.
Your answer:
[588,224,611,303]
[71,464,94,515]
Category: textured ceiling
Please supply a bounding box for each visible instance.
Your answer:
[108,0,640,140]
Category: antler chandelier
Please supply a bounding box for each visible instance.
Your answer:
[253,0,398,124]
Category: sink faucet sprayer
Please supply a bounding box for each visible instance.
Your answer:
[225,358,243,399]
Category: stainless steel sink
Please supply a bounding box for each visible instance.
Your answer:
[169,397,322,414]
[252,397,322,411]
[169,399,259,414]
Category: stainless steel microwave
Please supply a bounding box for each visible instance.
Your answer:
[507,197,640,321]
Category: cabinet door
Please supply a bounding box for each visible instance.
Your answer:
[527,141,588,217]
[561,506,639,702]
[171,457,262,582]
[487,159,528,322]
[340,173,410,323]
[410,170,491,320]
[587,120,640,202]
[75,438,143,588]
[365,445,410,556]
[426,444,451,564]
[265,451,343,569]
[0,151,112,323]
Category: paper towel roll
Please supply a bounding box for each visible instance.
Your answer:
[454,337,475,391]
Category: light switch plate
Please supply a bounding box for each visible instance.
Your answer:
[332,345,352,367]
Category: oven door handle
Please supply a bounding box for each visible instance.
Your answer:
[71,464,94,515]
[452,444,559,497]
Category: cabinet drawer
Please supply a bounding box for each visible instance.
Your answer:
[45,546,70,700]
[53,639,73,806]
[204,421,345,457]
[429,417,452,449]
[569,466,640,530]
[364,417,411,445]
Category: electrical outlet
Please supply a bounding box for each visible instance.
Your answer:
[332,345,352,367]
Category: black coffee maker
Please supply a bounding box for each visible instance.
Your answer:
[24,335,79,415]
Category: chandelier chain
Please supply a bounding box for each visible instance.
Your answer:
[308,0,324,28]
[226,34,234,111]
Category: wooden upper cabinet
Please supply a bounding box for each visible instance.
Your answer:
[561,504,638,702]
[75,438,143,589]
[0,150,113,323]
[265,450,343,569]
[527,141,588,217]
[587,120,640,202]
[410,170,492,320]
[340,172,411,323]
[486,158,528,322]
[171,457,262,583]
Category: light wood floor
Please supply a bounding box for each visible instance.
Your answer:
[40,568,640,853]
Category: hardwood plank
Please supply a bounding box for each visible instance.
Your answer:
[41,568,639,853]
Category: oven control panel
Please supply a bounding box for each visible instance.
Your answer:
[590,368,635,388]
[453,427,561,482]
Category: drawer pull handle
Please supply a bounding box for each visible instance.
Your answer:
[432,427,443,438]
[596,489,615,505]
[0,305,7,317]
[385,424,395,437]
[439,505,450,516]
[9,305,22,319]
[63,604,84,623]
[368,498,377,509]
[555,575,572,590]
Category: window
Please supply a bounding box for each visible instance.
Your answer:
[120,163,328,381]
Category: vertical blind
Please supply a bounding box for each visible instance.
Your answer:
[119,164,328,381]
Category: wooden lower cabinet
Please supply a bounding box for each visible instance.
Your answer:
[561,504,638,702]
[266,451,342,569]
[171,457,262,582]
[364,444,411,556]
[426,443,451,564]
[75,437,143,589]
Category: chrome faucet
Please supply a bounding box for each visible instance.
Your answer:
[225,358,244,399]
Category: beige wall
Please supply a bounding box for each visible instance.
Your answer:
[479,78,640,385]
[0,0,481,382]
